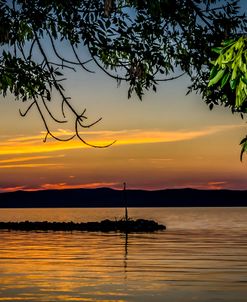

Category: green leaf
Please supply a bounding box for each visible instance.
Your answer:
[208,69,225,87]
[240,138,247,161]
[212,47,222,54]
[230,79,237,90]
[222,39,235,47]
[221,72,230,88]
[240,136,247,145]
[106,19,111,28]
[209,65,218,78]
[241,76,247,85]
[98,20,105,30]
[47,91,51,101]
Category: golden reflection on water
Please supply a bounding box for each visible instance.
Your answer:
[0,208,247,301]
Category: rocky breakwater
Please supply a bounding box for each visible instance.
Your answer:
[0,219,166,233]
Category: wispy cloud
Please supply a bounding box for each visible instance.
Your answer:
[0,124,243,156]
[149,158,174,163]
[168,181,229,190]
[0,163,63,169]
[0,155,65,169]
[0,155,63,164]
[207,181,228,190]
[39,182,120,190]
[0,186,26,193]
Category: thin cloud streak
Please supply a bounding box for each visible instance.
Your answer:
[0,155,64,164]
[167,181,229,190]
[0,124,243,156]
[0,163,63,169]
[39,182,120,190]
[0,186,26,193]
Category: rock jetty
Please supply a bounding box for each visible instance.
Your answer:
[0,219,166,233]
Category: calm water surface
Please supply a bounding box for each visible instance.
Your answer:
[0,207,246,302]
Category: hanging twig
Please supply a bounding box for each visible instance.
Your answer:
[41,95,67,124]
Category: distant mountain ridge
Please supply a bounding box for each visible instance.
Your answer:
[0,187,246,207]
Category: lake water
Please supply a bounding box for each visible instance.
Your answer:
[0,207,247,302]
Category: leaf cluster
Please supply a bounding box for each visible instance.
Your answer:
[209,37,247,109]
[208,37,247,159]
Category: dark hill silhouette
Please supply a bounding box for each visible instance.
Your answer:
[0,187,247,207]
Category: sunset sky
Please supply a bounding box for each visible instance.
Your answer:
[1,2,247,193]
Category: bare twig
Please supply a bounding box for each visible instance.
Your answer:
[47,30,93,69]
[75,116,116,148]
[155,72,186,82]
[88,45,128,81]
[71,43,94,73]
[33,96,76,142]
[19,101,36,117]
[41,95,67,124]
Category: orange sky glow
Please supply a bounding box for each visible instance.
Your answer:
[1,60,247,194]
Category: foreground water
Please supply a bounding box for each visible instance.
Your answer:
[0,207,247,302]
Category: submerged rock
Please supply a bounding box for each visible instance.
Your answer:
[0,219,166,233]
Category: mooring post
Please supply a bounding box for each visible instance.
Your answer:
[123,182,128,221]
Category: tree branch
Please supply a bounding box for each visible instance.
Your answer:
[33,30,115,148]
